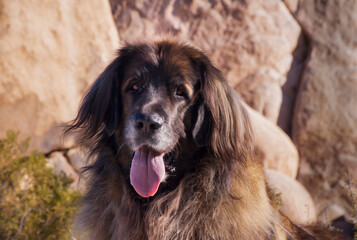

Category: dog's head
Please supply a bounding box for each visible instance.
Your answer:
[68,40,253,198]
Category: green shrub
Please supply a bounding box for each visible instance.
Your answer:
[0,131,81,240]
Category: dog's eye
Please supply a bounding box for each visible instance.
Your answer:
[175,85,186,97]
[130,82,142,92]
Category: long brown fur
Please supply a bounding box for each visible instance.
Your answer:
[66,39,346,240]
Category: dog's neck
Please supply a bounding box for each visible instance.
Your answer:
[115,154,278,240]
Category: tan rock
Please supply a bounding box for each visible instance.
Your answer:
[67,147,89,173]
[265,169,317,225]
[247,104,299,178]
[285,0,357,220]
[324,204,348,223]
[277,33,310,135]
[0,0,119,153]
[110,0,301,122]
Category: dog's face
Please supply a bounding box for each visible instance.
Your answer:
[119,43,204,197]
[69,40,252,199]
[121,46,197,154]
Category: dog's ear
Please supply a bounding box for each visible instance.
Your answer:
[188,49,253,163]
[191,98,210,147]
[66,49,131,140]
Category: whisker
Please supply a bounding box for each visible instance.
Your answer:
[116,140,127,158]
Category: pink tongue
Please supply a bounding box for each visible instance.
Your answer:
[130,148,165,197]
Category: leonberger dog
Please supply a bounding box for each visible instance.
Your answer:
[67,40,345,239]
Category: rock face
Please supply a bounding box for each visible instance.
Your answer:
[277,33,310,135]
[265,169,316,225]
[247,105,299,178]
[110,0,301,123]
[285,0,357,220]
[67,147,88,173]
[0,0,119,152]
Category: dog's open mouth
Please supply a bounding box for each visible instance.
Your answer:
[130,146,167,198]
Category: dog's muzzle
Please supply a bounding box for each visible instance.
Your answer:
[133,113,164,135]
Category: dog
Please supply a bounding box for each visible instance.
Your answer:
[66,39,346,239]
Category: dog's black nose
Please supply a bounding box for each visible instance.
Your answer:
[134,113,163,133]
